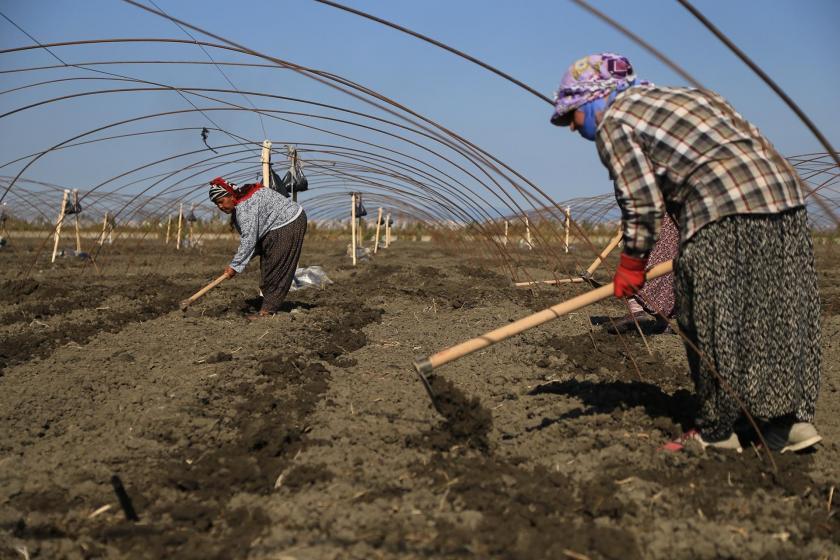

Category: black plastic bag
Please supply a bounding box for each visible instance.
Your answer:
[269,166,290,198]
[291,168,308,193]
[274,168,308,196]
[356,199,368,217]
[64,201,82,215]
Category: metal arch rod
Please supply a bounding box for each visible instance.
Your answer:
[309,0,552,105]
[0,80,560,240]
[0,37,598,256]
[2,39,608,265]
[0,57,562,219]
[0,101,512,237]
[0,127,226,171]
[570,0,703,88]
[675,0,840,210]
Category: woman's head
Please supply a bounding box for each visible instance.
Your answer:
[209,178,237,214]
[550,52,640,139]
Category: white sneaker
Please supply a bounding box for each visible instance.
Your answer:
[689,430,743,453]
[763,421,822,453]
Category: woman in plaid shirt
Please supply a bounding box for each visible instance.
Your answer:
[551,53,822,453]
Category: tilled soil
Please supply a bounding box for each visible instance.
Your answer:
[1,236,838,559]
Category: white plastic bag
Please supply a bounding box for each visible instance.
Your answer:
[289,266,333,291]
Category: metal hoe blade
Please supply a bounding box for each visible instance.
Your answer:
[412,358,443,416]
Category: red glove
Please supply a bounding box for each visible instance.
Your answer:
[613,253,648,298]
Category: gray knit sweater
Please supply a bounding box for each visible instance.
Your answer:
[230,188,303,272]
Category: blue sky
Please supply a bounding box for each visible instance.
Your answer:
[1,0,838,218]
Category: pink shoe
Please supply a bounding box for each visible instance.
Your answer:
[662,429,742,453]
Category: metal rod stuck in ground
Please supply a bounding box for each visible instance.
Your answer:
[413,260,674,410]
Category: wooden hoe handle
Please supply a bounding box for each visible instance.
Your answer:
[586,228,624,276]
[414,260,673,375]
[180,273,228,311]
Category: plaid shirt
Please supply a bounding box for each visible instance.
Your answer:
[596,86,805,257]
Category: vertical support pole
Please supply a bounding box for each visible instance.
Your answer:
[565,206,571,253]
[374,207,383,254]
[176,203,183,251]
[165,215,171,244]
[51,189,69,263]
[525,216,532,249]
[73,189,82,253]
[385,213,392,248]
[351,193,357,266]
[261,140,271,187]
[504,220,509,246]
[289,145,299,202]
[99,212,109,246]
[358,216,364,247]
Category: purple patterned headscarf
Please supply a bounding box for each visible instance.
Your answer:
[550,53,643,125]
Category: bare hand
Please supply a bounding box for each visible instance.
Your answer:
[224,266,237,279]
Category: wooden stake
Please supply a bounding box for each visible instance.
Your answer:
[564,206,571,253]
[261,140,271,186]
[525,216,532,249]
[514,277,585,287]
[176,203,183,250]
[289,144,299,202]
[385,213,392,248]
[351,193,357,266]
[73,190,82,253]
[414,260,673,375]
[516,227,623,288]
[586,227,623,276]
[165,214,171,244]
[99,212,109,246]
[504,220,509,246]
[51,189,69,263]
[374,207,383,253]
[190,205,197,247]
[180,273,228,311]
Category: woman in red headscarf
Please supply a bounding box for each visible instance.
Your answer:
[209,177,307,317]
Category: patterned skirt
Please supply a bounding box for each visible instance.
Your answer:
[258,211,307,313]
[635,214,679,318]
[674,207,821,441]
